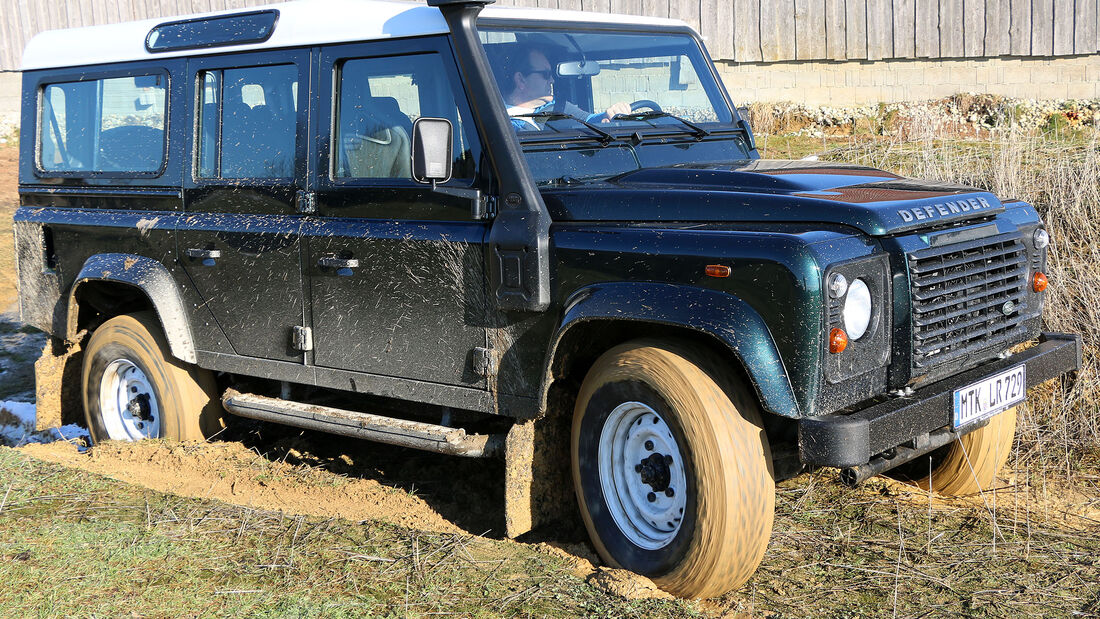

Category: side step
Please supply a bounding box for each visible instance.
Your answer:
[221,390,505,458]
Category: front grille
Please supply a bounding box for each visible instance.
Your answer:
[909,231,1029,369]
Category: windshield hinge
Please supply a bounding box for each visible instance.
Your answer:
[477,195,497,220]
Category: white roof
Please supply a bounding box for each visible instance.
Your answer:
[21,0,687,71]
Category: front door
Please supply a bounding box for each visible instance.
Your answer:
[305,38,489,387]
[179,51,310,361]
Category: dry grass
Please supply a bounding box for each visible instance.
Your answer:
[817,129,1100,479]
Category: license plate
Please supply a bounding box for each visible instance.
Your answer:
[952,364,1026,428]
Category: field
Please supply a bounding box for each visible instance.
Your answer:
[1,126,1099,617]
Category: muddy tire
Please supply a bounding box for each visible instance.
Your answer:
[571,339,774,598]
[82,312,223,443]
[892,408,1017,496]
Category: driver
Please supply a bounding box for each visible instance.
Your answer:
[501,44,631,130]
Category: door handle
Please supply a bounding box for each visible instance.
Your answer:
[318,255,359,276]
[186,248,222,266]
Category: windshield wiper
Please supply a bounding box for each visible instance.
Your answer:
[513,111,615,144]
[611,110,709,139]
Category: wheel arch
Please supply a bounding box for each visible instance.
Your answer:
[539,282,801,420]
[67,254,197,363]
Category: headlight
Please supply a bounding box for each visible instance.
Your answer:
[822,254,890,385]
[843,278,872,340]
[1033,228,1050,250]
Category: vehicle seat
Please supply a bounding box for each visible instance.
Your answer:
[339,96,412,179]
[97,125,164,171]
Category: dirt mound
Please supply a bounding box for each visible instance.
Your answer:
[19,439,462,534]
[585,566,674,600]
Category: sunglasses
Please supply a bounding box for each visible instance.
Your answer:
[525,69,554,80]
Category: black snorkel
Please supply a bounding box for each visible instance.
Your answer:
[427,0,552,313]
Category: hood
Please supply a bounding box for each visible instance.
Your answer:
[541,160,1004,236]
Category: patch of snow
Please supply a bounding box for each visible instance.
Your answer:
[0,401,90,447]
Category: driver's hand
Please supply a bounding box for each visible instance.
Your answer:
[602,101,632,123]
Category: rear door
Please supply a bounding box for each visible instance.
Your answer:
[179,50,310,361]
[305,37,490,387]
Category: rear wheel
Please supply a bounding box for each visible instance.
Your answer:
[82,312,223,443]
[571,340,774,598]
[890,407,1017,496]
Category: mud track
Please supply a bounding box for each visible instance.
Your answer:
[16,424,678,600]
[23,416,524,537]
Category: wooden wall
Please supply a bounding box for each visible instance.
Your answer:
[2,0,1099,70]
[0,0,263,70]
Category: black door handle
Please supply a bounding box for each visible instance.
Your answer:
[186,248,222,266]
[318,255,359,276]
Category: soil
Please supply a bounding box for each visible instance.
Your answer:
[586,566,675,600]
[20,439,465,534]
[0,143,18,312]
[0,143,15,205]
[17,432,671,601]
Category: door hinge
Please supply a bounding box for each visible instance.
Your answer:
[296,189,316,214]
[292,326,313,352]
[472,347,495,377]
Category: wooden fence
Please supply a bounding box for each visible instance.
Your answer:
[3,0,1098,70]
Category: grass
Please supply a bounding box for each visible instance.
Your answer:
[0,447,698,618]
[728,472,1100,617]
[2,444,1096,617]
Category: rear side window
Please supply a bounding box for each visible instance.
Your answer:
[38,74,167,174]
[197,65,298,179]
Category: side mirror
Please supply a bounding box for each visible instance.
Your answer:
[411,117,453,184]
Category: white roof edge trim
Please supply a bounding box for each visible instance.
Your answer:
[21,0,691,71]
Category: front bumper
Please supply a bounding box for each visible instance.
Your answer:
[799,332,1081,468]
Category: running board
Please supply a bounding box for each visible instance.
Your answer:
[221,390,504,458]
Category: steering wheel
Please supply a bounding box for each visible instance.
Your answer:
[630,99,663,113]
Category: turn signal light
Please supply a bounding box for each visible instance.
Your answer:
[1033,271,1048,292]
[829,328,848,354]
[705,264,731,278]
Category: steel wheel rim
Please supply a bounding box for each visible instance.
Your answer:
[99,359,161,441]
[598,401,687,550]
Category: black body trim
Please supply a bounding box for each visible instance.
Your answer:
[798,332,1081,468]
[195,351,494,412]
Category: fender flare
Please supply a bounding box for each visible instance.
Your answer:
[68,254,197,363]
[539,282,801,418]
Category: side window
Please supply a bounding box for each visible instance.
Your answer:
[39,74,167,173]
[197,64,297,179]
[334,53,476,181]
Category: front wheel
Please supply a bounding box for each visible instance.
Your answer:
[82,312,223,443]
[571,340,774,598]
[890,407,1017,496]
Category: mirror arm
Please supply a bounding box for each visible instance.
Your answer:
[427,185,491,219]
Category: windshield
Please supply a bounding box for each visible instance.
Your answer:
[478,26,735,137]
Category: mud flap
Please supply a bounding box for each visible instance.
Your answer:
[504,420,535,538]
[34,335,84,431]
